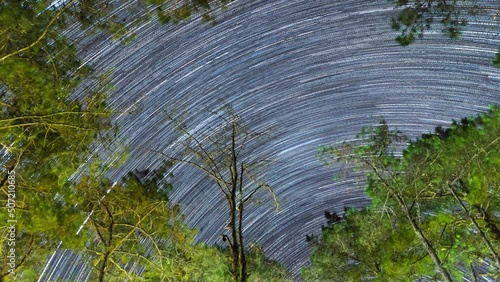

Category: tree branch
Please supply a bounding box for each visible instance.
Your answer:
[0,0,78,62]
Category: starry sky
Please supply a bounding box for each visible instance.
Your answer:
[43,0,500,280]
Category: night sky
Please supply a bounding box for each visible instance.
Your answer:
[42,0,500,280]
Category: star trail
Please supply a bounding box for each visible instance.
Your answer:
[41,0,500,280]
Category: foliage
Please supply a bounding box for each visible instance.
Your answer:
[389,0,500,66]
[405,106,500,277]
[302,208,434,281]
[306,106,500,281]
[145,242,291,282]
[0,1,117,279]
[390,0,467,46]
[245,244,292,282]
[74,161,199,281]
[152,0,231,25]
[151,243,232,282]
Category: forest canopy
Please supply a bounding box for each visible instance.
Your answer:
[303,106,500,281]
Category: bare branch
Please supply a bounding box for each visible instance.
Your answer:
[166,113,228,186]
[138,146,230,198]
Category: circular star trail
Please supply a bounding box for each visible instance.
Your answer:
[50,0,500,279]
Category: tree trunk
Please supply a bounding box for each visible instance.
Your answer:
[98,251,110,282]
[238,203,247,282]
[229,120,244,282]
[470,263,478,282]
[229,199,240,282]
[369,164,453,282]
[448,186,500,267]
[0,235,34,280]
[394,192,453,282]
[98,203,113,282]
[476,205,500,241]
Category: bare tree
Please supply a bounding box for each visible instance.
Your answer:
[150,105,279,282]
